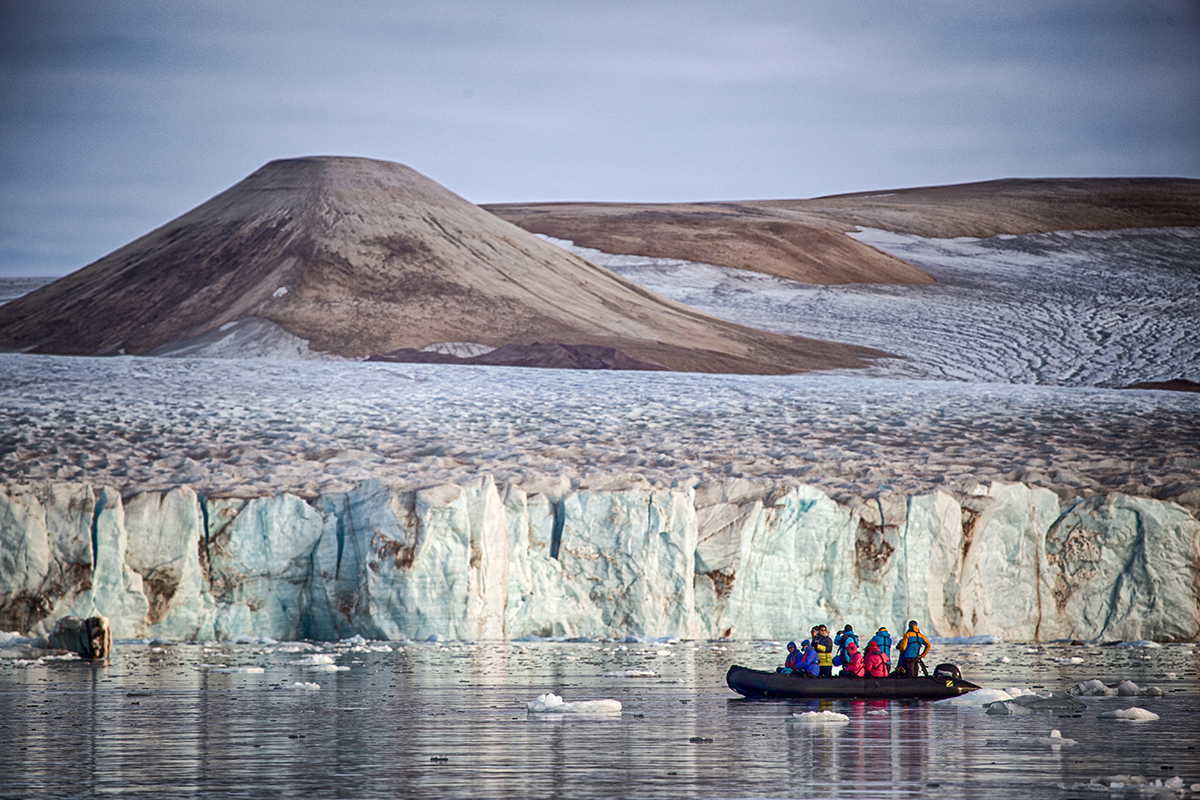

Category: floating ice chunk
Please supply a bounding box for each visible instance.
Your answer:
[277,682,321,690]
[604,669,656,678]
[289,654,336,666]
[985,692,1085,715]
[791,711,849,724]
[309,664,349,672]
[208,666,265,673]
[929,635,1003,645]
[866,709,889,716]
[937,687,1032,707]
[1115,640,1161,648]
[1069,679,1163,698]
[526,693,621,714]
[655,650,673,656]
[232,635,277,645]
[1097,707,1159,721]
[989,729,1077,748]
[1070,679,1113,696]
[993,656,1011,663]
[1052,657,1084,664]
[1082,775,1188,792]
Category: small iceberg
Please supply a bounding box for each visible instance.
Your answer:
[937,687,1033,707]
[604,669,656,678]
[984,692,1086,715]
[289,654,336,666]
[790,710,849,724]
[276,682,321,691]
[207,666,265,674]
[526,693,621,714]
[1069,679,1163,697]
[988,729,1077,748]
[1097,707,1159,722]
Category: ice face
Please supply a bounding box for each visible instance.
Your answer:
[2,476,1196,642]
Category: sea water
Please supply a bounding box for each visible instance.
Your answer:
[1,639,1197,799]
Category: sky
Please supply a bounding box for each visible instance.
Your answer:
[1,0,1198,277]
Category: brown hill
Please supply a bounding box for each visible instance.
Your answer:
[485,177,1200,285]
[0,156,887,374]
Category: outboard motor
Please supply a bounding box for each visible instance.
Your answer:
[932,663,962,681]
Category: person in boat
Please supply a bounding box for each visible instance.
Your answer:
[833,624,859,667]
[792,639,820,677]
[779,641,803,673]
[870,627,892,671]
[896,620,931,677]
[863,640,889,677]
[839,639,865,677]
[814,625,834,677]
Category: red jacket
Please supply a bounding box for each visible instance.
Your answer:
[864,641,888,677]
[840,641,865,677]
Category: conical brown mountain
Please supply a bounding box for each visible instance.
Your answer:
[0,156,887,374]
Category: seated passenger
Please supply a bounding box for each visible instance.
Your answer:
[778,641,802,673]
[833,624,859,667]
[870,627,892,670]
[863,640,888,678]
[839,639,865,677]
[797,639,820,677]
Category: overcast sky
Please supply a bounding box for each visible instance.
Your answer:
[2,0,1197,277]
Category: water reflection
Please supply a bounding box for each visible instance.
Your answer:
[1,641,1197,799]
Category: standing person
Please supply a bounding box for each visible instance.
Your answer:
[870,627,892,672]
[863,640,888,677]
[814,625,835,677]
[896,620,931,677]
[834,624,859,667]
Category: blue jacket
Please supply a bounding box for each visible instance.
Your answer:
[871,629,892,662]
[784,642,803,670]
[834,629,859,662]
[798,643,820,676]
[898,626,930,659]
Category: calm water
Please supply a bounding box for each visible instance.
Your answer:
[1,639,1197,799]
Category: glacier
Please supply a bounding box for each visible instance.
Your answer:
[3,477,1196,643]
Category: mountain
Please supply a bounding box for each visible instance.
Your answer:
[485,178,1200,285]
[0,157,888,374]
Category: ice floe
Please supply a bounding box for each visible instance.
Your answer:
[988,729,1077,748]
[526,693,621,714]
[791,710,850,724]
[984,692,1086,715]
[1097,707,1160,722]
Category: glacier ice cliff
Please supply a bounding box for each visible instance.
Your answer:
[1,479,1197,642]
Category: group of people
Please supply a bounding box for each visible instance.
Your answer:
[780,620,930,679]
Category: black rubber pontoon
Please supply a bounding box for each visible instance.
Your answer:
[726,664,981,700]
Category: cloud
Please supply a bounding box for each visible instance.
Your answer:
[1,0,1197,276]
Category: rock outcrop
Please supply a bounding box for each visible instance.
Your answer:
[3,479,1196,643]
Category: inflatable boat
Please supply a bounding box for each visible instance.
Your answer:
[726,663,981,700]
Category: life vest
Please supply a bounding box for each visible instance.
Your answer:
[898,626,930,659]
[841,642,865,677]
[815,635,834,667]
[871,629,892,663]
[863,642,888,677]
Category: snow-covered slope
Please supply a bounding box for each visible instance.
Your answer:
[554,226,1200,386]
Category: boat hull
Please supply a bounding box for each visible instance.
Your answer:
[726,664,980,700]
